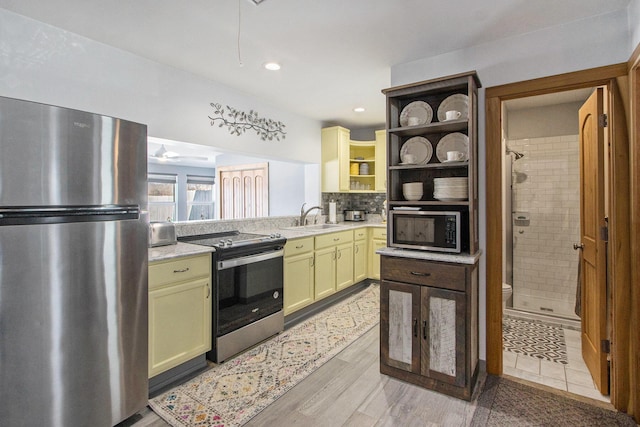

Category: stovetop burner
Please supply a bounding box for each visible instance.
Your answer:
[178,230,286,251]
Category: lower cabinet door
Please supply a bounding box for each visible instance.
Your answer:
[420,286,466,386]
[284,253,315,315]
[336,242,354,291]
[314,247,336,299]
[380,280,421,373]
[370,239,386,280]
[353,239,367,283]
[149,277,211,377]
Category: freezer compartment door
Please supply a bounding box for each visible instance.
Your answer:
[0,96,147,207]
[0,218,148,426]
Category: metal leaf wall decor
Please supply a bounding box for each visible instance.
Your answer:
[209,103,286,141]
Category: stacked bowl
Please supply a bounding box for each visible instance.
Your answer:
[402,182,423,201]
[433,177,468,201]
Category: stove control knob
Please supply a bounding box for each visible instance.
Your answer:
[218,240,226,247]
[270,233,281,239]
[226,239,233,245]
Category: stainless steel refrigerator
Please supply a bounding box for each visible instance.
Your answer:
[0,96,149,426]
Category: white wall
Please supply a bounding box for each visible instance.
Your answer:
[507,102,583,140]
[0,9,322,165]
[391,9,631,360]
[630,0,640,53]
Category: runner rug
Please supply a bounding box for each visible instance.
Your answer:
[471,375,637,426]
[149,283,380,427]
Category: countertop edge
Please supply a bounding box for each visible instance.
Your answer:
[376,247,481,265]
[149,242,215,263]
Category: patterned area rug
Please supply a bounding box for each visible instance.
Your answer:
[471,375,637,426]
[149,284,380,427]
[502,316,568,364]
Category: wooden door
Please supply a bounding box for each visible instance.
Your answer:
[578,88,609,394]
[217,162,269,219]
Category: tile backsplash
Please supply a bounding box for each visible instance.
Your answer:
[321,192,386,215]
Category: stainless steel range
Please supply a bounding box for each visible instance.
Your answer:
[179,230,286,362]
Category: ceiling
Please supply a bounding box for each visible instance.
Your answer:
[0,0,631,131]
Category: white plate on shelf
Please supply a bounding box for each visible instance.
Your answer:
[399,101,433,127]
[394,206,421,211]
[437,94,469,122]
[434,197,467,202]
[441,159,467,164]
[400,136,433,164]
[436,133,469,163]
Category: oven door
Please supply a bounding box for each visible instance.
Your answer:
[216,249,284,337]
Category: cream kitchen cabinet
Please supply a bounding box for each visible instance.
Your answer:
[148,253,212,378]
[283,237,315,315]
[315,230,354,297]
[369,227,387,280]
[353,228,368,283]
[321,126,386,193]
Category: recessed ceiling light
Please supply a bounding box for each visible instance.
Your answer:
[264,62,281,71]
[353,107,365,113]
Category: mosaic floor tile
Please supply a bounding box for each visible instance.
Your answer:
[503,316,569,364]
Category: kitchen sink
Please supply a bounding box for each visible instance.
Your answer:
[282,223,346,230]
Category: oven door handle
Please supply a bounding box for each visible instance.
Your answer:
[217,249,284,270]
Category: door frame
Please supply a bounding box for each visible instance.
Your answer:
[484,63,631,405]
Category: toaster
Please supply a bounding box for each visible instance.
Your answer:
[149,221,177,247]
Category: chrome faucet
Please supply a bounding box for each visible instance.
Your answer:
[299,203,323,226]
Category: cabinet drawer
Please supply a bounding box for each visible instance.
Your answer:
[381,256,466,292]
[315,230,353,249]
[149,254,211,289]
[354,228,367,241]
[284,237,314,257]
[372,227,387,240]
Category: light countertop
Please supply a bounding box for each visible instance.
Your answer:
[148,221,385,262]
[376,246,481,265]
[149,242,215,263]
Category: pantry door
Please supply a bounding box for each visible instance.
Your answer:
[577,87,608,394]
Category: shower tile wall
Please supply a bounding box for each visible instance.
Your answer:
[509,135,580,319]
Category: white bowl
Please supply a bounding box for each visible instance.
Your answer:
[404,193,423,201]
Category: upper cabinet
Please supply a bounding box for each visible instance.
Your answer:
[382,71,481,254]
[321,126,386,193]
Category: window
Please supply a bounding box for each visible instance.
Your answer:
[148,173,177,222]
[187,175,215,220]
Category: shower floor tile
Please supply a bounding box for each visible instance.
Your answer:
[503,315,569,364]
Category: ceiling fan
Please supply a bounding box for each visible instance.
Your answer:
[150,144,209,162]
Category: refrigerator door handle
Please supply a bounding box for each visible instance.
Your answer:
[0,205,140,226]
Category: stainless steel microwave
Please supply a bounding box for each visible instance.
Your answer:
[389,210,462,253]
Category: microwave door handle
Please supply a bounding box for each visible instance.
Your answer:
[217,249,284,270]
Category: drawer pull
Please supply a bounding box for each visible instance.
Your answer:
[410,271,431,277]
[422,320,427,340]
[413,318,418,337]
[333,238,340,241]
[173,267,190,273]
[206,285,210,299]
[296,244,304,249]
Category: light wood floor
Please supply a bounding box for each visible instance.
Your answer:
[131,325,481,427]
